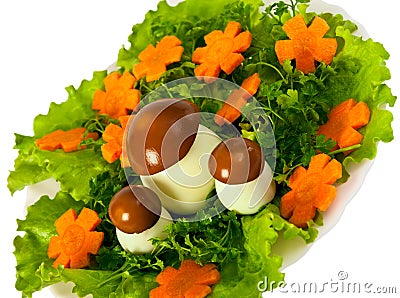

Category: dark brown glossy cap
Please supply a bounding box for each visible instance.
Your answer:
[126,99,200,175]
[108,185,162,234]
[208,137,264,185]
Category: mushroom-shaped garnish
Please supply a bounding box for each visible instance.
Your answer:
[125,99,221,216]
[108,185,171,254]
[208,137,276,214]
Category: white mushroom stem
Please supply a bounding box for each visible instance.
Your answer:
[116,207,172,254]
[215,161,276,214]
[140,125,221,215]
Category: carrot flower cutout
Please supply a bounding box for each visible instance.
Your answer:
[317,99,370,154]
[280,154,342,228]
[275,14,338,74]
[92,71,140,119]
[192,21,252,81]
[133,35,184,82]
[149,259,220,298]
[47,208,104,269]
[35,127,98,153]
[101,115,130,164]
[214,73,261,126]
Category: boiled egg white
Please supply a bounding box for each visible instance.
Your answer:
[209,137,276,214]
[140,124,221,215]
[214,162,276,214]
[116,207,172,254]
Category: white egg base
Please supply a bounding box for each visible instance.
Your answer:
[116,208,172,254]
[116,207,172,254]
[140,124,221,215]
[215,161,276,214]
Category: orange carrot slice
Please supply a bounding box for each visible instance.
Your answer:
[92,71,140,119]
[317,99,370,154]
[149,259,220,298]
[275,14,337,74]
[214,73,261,126]
[47,208,104,269]
[133,35,184,82]
[192,21,252,82]
[280,154,342,228]
[241,72,261,95]
[35,127,98,153]
[101,115,131,164]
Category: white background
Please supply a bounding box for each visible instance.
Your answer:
[0,0,399,297]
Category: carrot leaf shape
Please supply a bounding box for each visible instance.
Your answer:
[47,208,104,269]
[35,127,98,153]
[317,98,371,154]
[92,71,140,119]
[280,154,342,228]
[192,21,252,81]
[101,115,130,164]
[275,14,338,74]
[149,259,220,298]
[214,73,261,126]
[133,35,184,82]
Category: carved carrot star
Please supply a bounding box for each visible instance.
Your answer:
[101,115,131,164]
[92,71,140,119]
[150,259,220,298]
[280,154,342,228]
[133,35,184,82]
[192,21,252,81]
[275,14,338,74]
[47,208,104,269]
[317,99,370,154]
[35,127,98,153]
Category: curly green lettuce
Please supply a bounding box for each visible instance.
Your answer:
[211,204,315,297]
[7,71,117,202]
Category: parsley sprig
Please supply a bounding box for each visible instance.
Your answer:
[265,0,311,24]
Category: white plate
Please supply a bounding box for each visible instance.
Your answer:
[20,0,379,296]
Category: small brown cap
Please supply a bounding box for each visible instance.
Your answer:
[108,185,162,234]
[209,137,265,185]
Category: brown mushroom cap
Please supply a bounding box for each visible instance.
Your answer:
[208,137,265,185]
[108,185,162,234]
[126,99,200,175]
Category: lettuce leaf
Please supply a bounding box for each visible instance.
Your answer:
[8,133,116,202]
[7,134,52,194]
[33,70,107,138]
[211,206,285,297]
[8,70,116,202]
[60,269,158,298]
[111,273,158,298]
[210,204,319,297]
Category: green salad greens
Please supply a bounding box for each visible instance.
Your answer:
[8,0,396,297]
